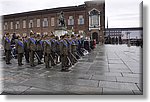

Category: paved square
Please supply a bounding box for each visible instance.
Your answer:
[0,45,143,95]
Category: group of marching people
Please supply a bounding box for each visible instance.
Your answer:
[3,31,95,72]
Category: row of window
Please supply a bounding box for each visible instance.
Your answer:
[4,15,84,30]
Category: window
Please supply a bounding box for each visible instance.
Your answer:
[51,18,55,26]
[89,9,100,28]
[29,20,33,28]
[10,22,13,29]
[78,15,84,25]
[15,21,20,29]
[4,22,8,30]
[68,16,74,25]
[23,20,26,28]
[79,30,84,34]
[91,15,99,26]
[43,18,48,27]
[37,19,40,27]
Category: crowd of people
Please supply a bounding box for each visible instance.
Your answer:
[2,32,96,72]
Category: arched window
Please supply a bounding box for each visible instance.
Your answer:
[89,9,100,29]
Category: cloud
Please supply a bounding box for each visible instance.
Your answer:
[0,0,86,15]
[0,0,142,28]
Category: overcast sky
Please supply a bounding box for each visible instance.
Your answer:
[0,0,142,28]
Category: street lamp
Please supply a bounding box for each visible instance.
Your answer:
[126,32,131,47]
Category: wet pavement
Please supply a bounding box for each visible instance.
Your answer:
[0,45,143,95]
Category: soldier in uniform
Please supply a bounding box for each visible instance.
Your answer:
[23,34,29,63]
[27,32,37,67]
[60,34,69,72]
[3,33,12,64]
[77,35,84,56]
[43,35,52,68]
[71,34,80,60]
[36,34,43,64]
[16,35,24,66]
[65,34,72,67]
[55,36,60,64]
[50,34,56,66]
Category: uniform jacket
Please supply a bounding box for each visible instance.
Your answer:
[27,38,36,51]
[43,40,51,54]
[36,40,43,51]
[60,39,68,55]
[50,39,56,52]
[4,37,11,50]
[71,39,77,52]
[16,40,24,53]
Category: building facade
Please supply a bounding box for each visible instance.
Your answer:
[2,0,105,43]
[105,27,143,45]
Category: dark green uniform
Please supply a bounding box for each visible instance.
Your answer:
[55,39,60,64]
[60,39,69,71]
[24,38,29,63]
[16,39,24,66]
[71,39,80,60]
[65,39,73,66]
[36,39,43,64]
[27,37,36,67]
[50,39,56,66]
[43,40,52,68]
[4,36,11,64]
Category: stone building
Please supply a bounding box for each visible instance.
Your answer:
[3,0,105,43]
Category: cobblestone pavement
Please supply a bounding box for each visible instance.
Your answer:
[0,45,143,95]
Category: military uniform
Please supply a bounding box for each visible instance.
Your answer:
[27,33,36,67]
[3,33,11,64]
[43,38,52,68]
[36,36,43,64]
[16,37,24,66]
[77,37,84,56]
[55,36,60,64]
[60,36,69,71]
[50,36,56,66]
[23,37,29,63]
[71,36,80,60]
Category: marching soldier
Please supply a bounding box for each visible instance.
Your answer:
[16,35,24,66]
[3,33,12,64]
[23,34,29,63]
[60,35,69,72]
[43,35,52,68]
[27,32,37,67]
[36,34,43,64]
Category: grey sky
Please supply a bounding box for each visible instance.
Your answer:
[0,0,142,28]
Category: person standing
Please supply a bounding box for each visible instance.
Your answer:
[3,33,12,64]
[16,36,24,66]
[36,34,43,64]
[23,35,29,63]
[50,35,56,66]
[27,32,36,67]
[55,36,60,64]
[71,35,80,59]
[60,35,69,72]
[43,35,52,68]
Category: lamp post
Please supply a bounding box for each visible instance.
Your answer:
[126,32,131,47]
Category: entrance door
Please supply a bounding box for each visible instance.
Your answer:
[92,32,98,44]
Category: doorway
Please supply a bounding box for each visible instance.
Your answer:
[92,32,99,44]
